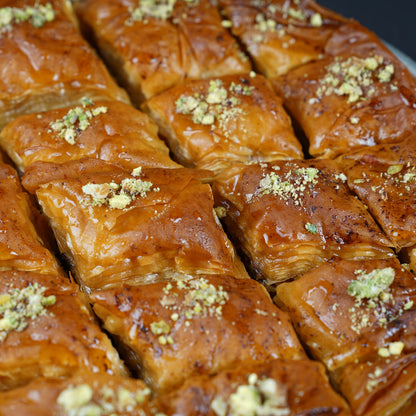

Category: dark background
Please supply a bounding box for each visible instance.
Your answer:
[318,0,416,62]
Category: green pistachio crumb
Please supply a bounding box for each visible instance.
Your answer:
[347,267,395,301]
[0,283,56,342]
[305,223,317,234]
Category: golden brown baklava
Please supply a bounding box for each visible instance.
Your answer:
[75,0,251,104]
[91,274,305,393]
[22,159,248,291]
[213,159,394,287]
[0,99,179,173]
[0,162,61,274]
[143,73,302,173]
[154,359,351,416]
[0,270,127,391]
[275,257,416,416]
[0,372,151,416]
[0,0,129,130]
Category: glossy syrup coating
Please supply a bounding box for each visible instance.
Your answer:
[143,73,302,173]
[22,160,248,292]
[0,372,152,416]
[218,0,348,78]
[0,162,61,275]
[275,257,416,371]
[74,0,250,104]
[213,160,394,287]
[338,135,416,252]
[332,352,416,416]
[153,358,351,416]
[90,274,305,393]
[0,100,179,173]
[0,0,129,129]
[273,42,416,158]
[0,270,127,391]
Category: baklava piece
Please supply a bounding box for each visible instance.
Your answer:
[154,358,351,416]
[0,99,179,173]
[91,274,305,393]
[275,257,416,416]
[338,135,416,271]
[143,74,302,173]
[218,0,347,78]
[274,45,416,158]
[213,160,393,287]
[75,0,250,104]
[0,270,127,391]
[0,0,129,130]
[22,159,248,292]
[0,162,61,274]
[0,373,151,416]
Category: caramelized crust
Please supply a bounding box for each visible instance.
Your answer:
[275,257,416,371]
[338,136,416,251]
[274,46,416,158]
[154,359,351,416]
[143,74,302,173]
[218,0,347,78]
[0,162,61,274]
[213,160,394,287]
[75,0,250,104]
[0,0,129,130]
[91,274,305,393]
[332,353,416,416]
[0,271,127,391]
[0,100,179,173]
[22,160,247,291]
[0,373,151,416]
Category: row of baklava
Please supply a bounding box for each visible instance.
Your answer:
[0,0,352,415]
[0,0,415,415]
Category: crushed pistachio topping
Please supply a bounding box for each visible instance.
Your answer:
[214,206,227,219]
[211,373,289,416]
[346,267,413,334]
[366,366,383,392]
[355,162,416,200]
[378,341,405,358]
[0,3,55,33]
[253,166,319,206]
[57,383,151,415]
[305,222,317,234]
[348,267,395,301]
[127,0,198,24]
[154,278,229,345]
[316,56,395,103]
[252,1,322,43]
[82,169,156,210]
[50,99,107,145]
[175,79,252,139]
[0,283,56,342]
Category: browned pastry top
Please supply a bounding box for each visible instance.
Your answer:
[0,270,127,391]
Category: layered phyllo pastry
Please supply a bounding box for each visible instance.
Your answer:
[0,0,129,129]
[338,135,416,272]
[90,274,305,393]
[153,358,351,416]
[273,42,416,158]
[0,372,151,416]
[22,159,248,291]
[218,0,348,78]
[75,0,251,104]
[0,270,127,391]
[275,257,416,416]
[0,99,179,173]
[213,159,394,287]
[143,74,302,173]
[0,162,61,274]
